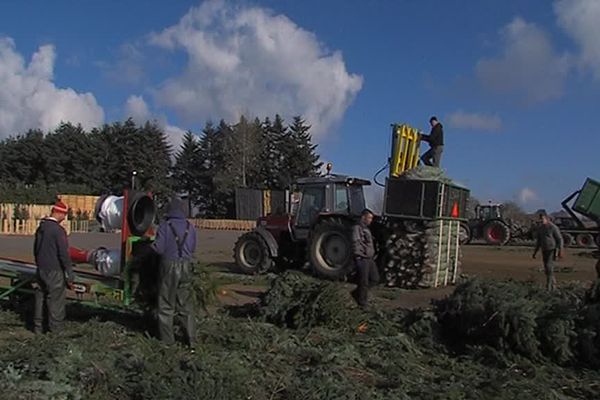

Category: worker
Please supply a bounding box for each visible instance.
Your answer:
[152,197,197,347]
[532,212,564,291]
[33,200,74,334]
[351,209,379,308]
[420,116,444,167]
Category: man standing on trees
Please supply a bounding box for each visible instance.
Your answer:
[152,197,198,348]
[420,116,444,167]
[351,209,380,308]
[532,211,564,291]
[33,200,74,334]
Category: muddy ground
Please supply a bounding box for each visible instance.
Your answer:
[1,230,597,309]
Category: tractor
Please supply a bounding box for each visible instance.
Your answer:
[234,173,370,279]
[234,124,470,288]
[460,204,513,246]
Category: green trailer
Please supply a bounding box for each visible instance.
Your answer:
[561,178,600,248]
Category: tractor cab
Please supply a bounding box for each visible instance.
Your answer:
[290,174,370,240]
[476,204,503,221]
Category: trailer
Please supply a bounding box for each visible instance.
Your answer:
[560,178,600,248]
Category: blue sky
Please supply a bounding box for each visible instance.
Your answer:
[0,0,598,212]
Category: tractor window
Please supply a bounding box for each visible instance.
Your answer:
[296,186,326,226]
[349,185,366,216]
[334,185,349,213]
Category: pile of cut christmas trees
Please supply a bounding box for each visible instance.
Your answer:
[381,166,464,288]
[1,271,600,399]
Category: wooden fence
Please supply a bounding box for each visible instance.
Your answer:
[0,201,96,236]
[189,219,255,231]
[1,219,90,235]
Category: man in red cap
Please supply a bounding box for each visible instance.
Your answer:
[33,200,74,333]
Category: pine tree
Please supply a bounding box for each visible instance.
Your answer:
[271,114,294,189]
[287,116,322,179]
[172,131,201,215]
[258,116,284,189]
[198,121,229,217]
[43,123,94,188]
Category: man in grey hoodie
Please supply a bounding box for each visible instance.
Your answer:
[533,212,564,291]
[152,197,197,347]
[33,200,73,334]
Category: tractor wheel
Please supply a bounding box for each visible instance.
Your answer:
[483,221,511,246]
[234,232,273,275]
[562,233,574,248]
[576,233,595,248]
[459,223,471,245]
[309,218,353,280]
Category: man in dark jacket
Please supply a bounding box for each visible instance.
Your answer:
[351,209,379,307]
[33,200,73,333]
[420,116,444,167]
[533,212,564,291]
[152,197,198,347]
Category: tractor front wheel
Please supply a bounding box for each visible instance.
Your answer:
[309,218,353,280]
[483,221,511,246]
[234,232,273,275]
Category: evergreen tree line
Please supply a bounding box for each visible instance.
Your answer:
[0,115,322,218]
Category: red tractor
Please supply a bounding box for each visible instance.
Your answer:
[234,174,370,279]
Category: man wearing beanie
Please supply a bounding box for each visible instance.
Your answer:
[151,197,197,348]
[33,200,74,333]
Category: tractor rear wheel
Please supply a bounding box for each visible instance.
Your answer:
[459,223,471,245]
[309,218,353,280]
[234,232,273,275]
[576,233,595,248]
[483,221,510,246]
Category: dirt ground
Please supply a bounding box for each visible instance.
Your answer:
[1,230,597,309]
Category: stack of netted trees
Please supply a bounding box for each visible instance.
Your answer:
[381,166,464,288]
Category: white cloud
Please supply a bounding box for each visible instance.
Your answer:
[475,17,571,104]
[555,0,600,80]
[0,37,104,138]
[123,94,187,154]
[125,95,151,125]
[446,111,502,131]
[518,187,538,204]
[148,0,362,139]
[98,42,145,86]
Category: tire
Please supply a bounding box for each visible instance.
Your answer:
[309,218,353,280]
[562,233,574,248]
[459,223,471,245]
[483,221,510,246]
[234,232,273,275]
[595,234,600,248]
[576,233,595,248]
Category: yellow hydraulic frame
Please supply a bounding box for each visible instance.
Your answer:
[390,123,421,177]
